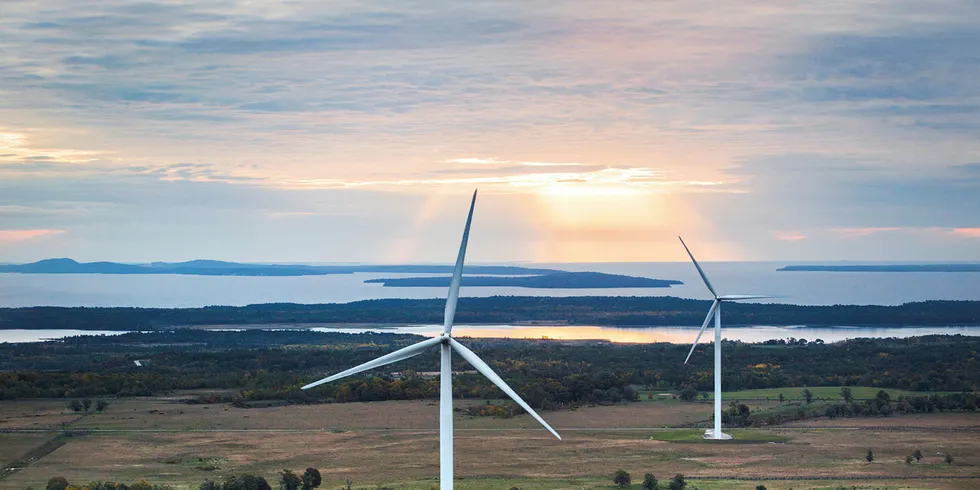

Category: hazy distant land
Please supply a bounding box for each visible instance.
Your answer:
[778,264,980,272]
[0,258,562,277]
[0,259,682,290]
[364,272,683,289]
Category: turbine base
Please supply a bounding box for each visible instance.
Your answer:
[703,429,733,440]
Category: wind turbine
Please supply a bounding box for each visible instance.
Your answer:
[301,190,561,489]
[678,236,771,440]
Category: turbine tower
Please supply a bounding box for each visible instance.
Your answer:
[302,190,561,489]
[678,236,771,440]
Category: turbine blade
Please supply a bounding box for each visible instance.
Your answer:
[444,189,478,334]
[302,337,442,390]
[718,294,774,301]
[685,299,718,364]
[678,236,717,298]
[449,338,561,440]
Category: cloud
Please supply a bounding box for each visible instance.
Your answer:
[831,227,980,239]
[1,1,979,261]
[771,231,807,241]
[279,167,723,194]
[0,229,65,243]
[445,157,507,165]
[951,228,980,238]
[830,227,906,238]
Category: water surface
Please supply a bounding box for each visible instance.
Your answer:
[2,261,980,307]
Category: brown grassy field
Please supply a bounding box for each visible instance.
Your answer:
[1,396,978,490]
[0,400,83,430]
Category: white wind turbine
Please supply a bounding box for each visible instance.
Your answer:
[678,236,772,440]
[302,190,561,489]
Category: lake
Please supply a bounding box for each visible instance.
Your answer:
[2,325,978,344]
[2,261,980,308]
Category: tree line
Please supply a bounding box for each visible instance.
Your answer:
[1,332,977,411]
[2,297,979,329]
[38,468,323,490]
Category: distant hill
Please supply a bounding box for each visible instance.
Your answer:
[0,258,562,277]
[364,272,683,289]
[779,264,980,272]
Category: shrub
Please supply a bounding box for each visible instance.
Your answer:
[642,473,658,489]
[613,469,631,488]
[47,477,70,490]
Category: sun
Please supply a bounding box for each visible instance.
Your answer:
[525,183,688,262]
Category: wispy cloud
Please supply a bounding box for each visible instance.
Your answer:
[446,157,588,168]
[771,231,807,241]
[1,1,979,261]
[951,228,980,238]
[279,167,723,194]
[831,227,906,238]
[0,130,100,164]
[0,229,65,243]
[832,227,980,239]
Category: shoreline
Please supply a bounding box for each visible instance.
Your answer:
[3,322,980,332]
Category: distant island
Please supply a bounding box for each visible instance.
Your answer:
[778,264,980,272]
[0,258,562,277]
[364,272,683,289]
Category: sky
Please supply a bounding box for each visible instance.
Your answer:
[1,0,979,263]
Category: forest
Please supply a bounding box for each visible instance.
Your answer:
[2,297,980,330]
[0,330,976,411]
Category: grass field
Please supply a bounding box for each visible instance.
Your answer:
[716,386,945,401]
[1,396,978,490]
[647,429,790,443]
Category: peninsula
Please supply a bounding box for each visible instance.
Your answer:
[364,271,682,289]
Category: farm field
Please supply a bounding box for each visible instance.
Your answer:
[1,396,978,490]
[715,386,949,401]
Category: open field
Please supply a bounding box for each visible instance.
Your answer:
[0,400,83,430]
[714,387,948,401]
[1,396,978,490]
[647,429,790,443]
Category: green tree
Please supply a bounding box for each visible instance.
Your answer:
[802,388,813,404]
[913,449,923,461]
[876,390,891,404]
[905,455,913,465]
[840,387,853,403]
[200,480,220,490]
[46,477,70,490]
[668,474,686,490]
[778,393,785,403]
[68,400,83,413]
[96,400,110,412]
[279,470,300,490]
[82,398,93,413]
[623,386,639,401]
[613,469,631,488]
[642,473,658,490]
[223,474,271,490]
[300,468,321,490]
[756,486,767,490]
[865,449,874,463]
[945,453,954,465]
[678,386,698,401]
[130,481,152,490]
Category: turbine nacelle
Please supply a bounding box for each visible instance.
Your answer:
[678,236,773,364]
